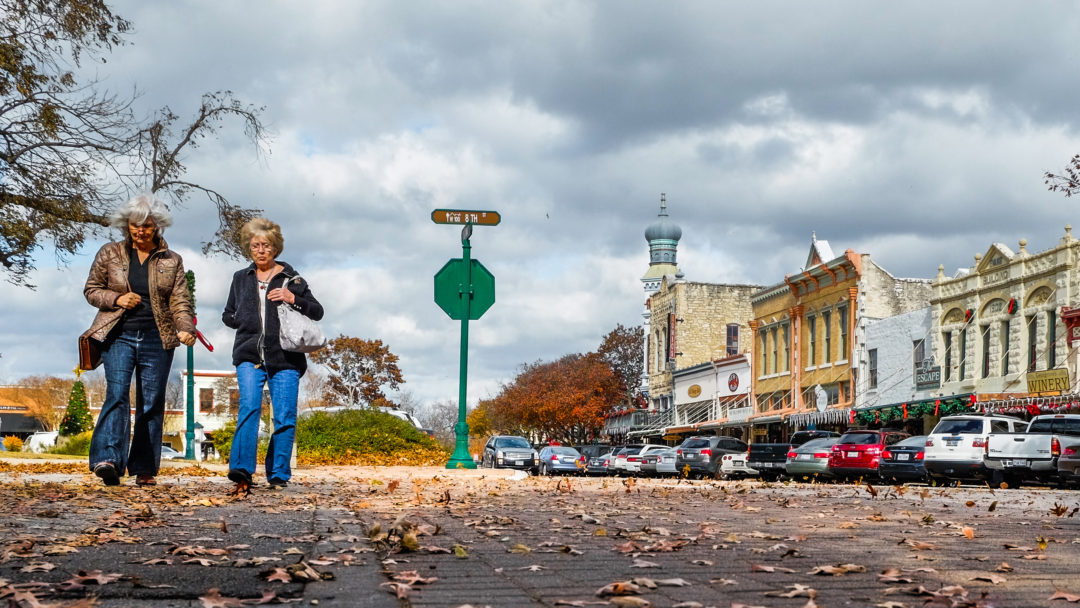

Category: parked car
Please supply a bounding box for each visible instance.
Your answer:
[640,447,677,477]
[23,431,58,454]
[748,430,840,479]
[160,444,185,460]
[481,435,538,471]
[610,444,645,476]
[1058,443,1080,487]
[626,444,670,475]
[828,429,910,481]
[585,450,615,476]
[985,414,1080,487]
[785,437,841,481]
[719,452,758,480]
[675,436,749,479]
[924,414,1025,484]
[878,435,928,484]
[654,447,679,476]
[575,444,608,461]
[537,446,585,475]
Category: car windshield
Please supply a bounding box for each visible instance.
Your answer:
[895,436,926,447]
[839,432,881,445]
[932,419,983,435]
[682,438,710,449]
[496,437,531,449]
[623,447,643,455]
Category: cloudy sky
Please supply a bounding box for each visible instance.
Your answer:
[5,1,1080,409]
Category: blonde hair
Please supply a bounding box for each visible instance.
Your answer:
[239,217,284,259]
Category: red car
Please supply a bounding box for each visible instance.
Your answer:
[828,429,910,481]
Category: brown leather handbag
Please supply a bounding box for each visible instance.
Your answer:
[78,335,102,371]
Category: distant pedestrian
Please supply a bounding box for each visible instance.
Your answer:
[83,193,196,487]
[222,218,323,491]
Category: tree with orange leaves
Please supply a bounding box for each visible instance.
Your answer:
[308,335,404,408]
[488,353,621,444]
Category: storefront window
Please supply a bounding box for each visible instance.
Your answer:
[807,315,816,365]
[1000,320,1010,375]
[1048,309,1057,368]
[981,325,991,379]
[868,349,878,389]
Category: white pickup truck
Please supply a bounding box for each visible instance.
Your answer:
[983,414,1080,487]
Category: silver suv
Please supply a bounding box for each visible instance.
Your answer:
[480,435,538,471]
[924,414,1025,484]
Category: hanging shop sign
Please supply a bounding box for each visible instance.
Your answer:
[915,365,942,390]
[1027,368,1070,394]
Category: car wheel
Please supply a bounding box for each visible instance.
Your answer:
[540,463,548,476]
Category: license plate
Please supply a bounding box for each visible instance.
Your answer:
[945,437,961,446]
[662,457,673,463]
[799,454,812,460]
[515,460,523,466]
[896,453,910,461]
[1004,459,1029,467]
[733,462,745,468]
[847,451,859,458]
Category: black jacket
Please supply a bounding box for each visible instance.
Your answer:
[222,261,324,376]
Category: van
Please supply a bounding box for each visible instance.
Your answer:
[923,414,1025,484]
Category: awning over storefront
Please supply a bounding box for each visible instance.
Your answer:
[749,415,782,425]
[787,407,852,427]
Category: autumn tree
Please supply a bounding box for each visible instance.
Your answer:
[488,353,622,444]
[13,375,70,431]
[308,335,404,408]
[0,0,267,285]
[597,323,644,404]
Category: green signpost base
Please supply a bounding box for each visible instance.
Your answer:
[446,421,476,469]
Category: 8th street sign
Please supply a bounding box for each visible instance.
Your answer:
[431,209,501,226]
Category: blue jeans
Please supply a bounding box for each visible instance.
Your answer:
[230,362,299,482]
[90,328,175,476]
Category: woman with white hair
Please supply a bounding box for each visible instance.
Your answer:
[222,217,323,491]
[82,193,196,487]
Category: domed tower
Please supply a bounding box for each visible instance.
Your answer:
[641,193,683,293]
[639,194,682,397]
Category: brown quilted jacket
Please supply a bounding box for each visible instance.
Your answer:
[82,238,196,350]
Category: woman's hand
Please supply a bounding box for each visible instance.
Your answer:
[116,292,142,309]
[267,287,295,305]
[177,331,196,347]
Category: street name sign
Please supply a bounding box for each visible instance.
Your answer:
[431,209,501,226]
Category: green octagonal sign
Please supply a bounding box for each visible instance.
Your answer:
[434,258,495,320]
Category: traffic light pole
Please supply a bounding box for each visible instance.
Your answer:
[446,225,477,469]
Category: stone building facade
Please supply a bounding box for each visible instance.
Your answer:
[751,236,932,440]
[932,228,1080,398]
[646,279,761,412]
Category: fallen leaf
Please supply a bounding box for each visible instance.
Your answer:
[962,527,975,540]
[609,598,651,608]
[751,564,795,573]
[381,582,410,599]
[996,562,1014,572]
[199,588,245,608]
[809,563,865,576]
[971,574,1007,585]
[765,583,817,598]
[596,581,642,597]
[630,559,660,568]
[1049,590,1080,602]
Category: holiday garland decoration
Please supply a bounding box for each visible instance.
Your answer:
[852,393,1080,426]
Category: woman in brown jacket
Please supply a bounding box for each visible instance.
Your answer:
[82,193,196,486]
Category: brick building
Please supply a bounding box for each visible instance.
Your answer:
[752,236,931,441]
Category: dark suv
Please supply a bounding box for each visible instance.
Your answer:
[481,435,538,471]
[675,436,749,478]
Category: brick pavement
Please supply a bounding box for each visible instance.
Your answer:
[3,461,1080,607]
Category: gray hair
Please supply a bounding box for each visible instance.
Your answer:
[109,193,173,234]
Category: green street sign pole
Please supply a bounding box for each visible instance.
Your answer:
[446,224,477,469]
[184,271,196,460]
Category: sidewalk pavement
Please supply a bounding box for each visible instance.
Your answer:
[3,459,1080,607]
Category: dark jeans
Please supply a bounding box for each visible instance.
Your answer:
[89,328,175,477]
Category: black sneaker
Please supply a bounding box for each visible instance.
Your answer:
[93,462,121,486]
[227,469,252,485]
[268,477,288,489]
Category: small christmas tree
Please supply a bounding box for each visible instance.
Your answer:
[60,369,93,436]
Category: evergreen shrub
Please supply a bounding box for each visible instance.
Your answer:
[49,431,92,456]
[296,409,448,466]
